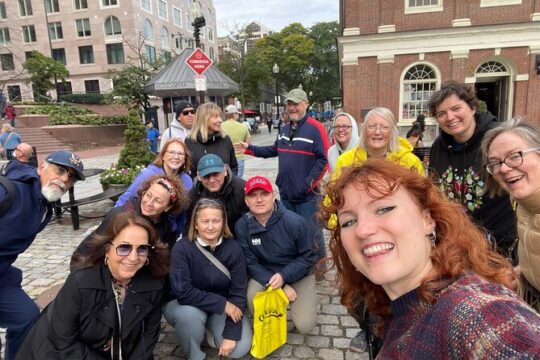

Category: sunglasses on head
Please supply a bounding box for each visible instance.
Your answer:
[182,109,195,116]
[109,242,154,256]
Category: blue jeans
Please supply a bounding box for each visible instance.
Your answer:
[281,197,327,265]
[237,158,245,178]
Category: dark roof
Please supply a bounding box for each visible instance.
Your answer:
[144,48,239,97]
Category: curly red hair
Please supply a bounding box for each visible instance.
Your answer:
[319,159,515,332]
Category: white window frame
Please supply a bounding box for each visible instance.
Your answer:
[399,62,440,123]
[0,2,7,19]
[172,7,182,27]
[74,0,88,10]
[18,0,33,17]
[0,53,15,71]
[22,24,36,43]
[140,0,152,13]
[143,19,154,41]
[48,21,63,40]
[0,27,10,45]
[102,0,119,7]
[404,0,443,14]
[75,18,91,37]
[158,0,168,20]
[45,0,60,13]
[207,26,214,42]
[480,0,521,7]
[104,16,122,36]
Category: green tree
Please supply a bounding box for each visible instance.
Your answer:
[117,109,155,169]
[23,51,69,101]
[107,66,152,112]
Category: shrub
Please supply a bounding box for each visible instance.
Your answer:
[49,114,128,125]
[25,104,94,116]
[117,110,155,169]
[60,93,107,104]
[99,164,146,185]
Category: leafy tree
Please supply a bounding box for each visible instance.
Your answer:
[117,109,155,169]
[107,66,152,112]
[22,51,69,101]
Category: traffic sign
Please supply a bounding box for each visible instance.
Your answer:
[186,48,213,75]
[194,75,207,91]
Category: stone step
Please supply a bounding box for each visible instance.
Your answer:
[12,127,72,154]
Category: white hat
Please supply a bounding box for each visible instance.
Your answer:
[224,105,241,114]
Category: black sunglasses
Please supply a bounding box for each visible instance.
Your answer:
[108,242,154,256]
[182,109,195,116]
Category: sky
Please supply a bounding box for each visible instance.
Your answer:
[212,0,339,36]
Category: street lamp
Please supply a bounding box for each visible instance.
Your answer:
[272,63,280,129]
[190,0,206,104]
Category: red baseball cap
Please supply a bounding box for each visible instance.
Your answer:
[245,175,273,195]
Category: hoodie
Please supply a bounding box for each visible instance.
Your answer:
[327,113,360,172]
[159,119,190,150]
[429,112,516,255]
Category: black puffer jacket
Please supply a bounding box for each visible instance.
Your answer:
[429,112,516,257]
[185,132,238,178]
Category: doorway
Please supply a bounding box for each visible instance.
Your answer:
[475,78,508,122]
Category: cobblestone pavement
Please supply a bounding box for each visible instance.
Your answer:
[2,131,369,360]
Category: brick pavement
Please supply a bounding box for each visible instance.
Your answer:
[1,133,369,360]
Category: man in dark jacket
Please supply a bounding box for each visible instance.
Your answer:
[235,175,318,334]
[428,81,516,258]
[0,150,85,360]
[187,154,247,236]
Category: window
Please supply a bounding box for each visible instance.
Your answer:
[74,0,88,10]
[404,0,442,13]
[45,0,60,13]
[0,28,10,45]
[102,0,118,6]
[84,80,100,93]
[162,50,171,63]
[48,22,63,40]
[158,0,167,19]
[186,14,191,31]
[401,64,438,121]
[0,53,14,70]
[145,44,156,63]
[209,47,214,60]
[18,0,33,16]
[52,48,66,65]
[7,85,21,101]
[0,2,6,19]
[174,36,183,50]
[22,25,36,43]
[56,82,72,97]
[480,0,521,7]
[76,18,91,37]
[173,7,182,26]
[143,19,153,41]
[476,61,508,74]
[208,27,214,42]
[104,16,121,36]
[106,43,124,64]
[25,51,34,60]
[161,27,169,49]
[141,0,151,12]
[79,45,94,64]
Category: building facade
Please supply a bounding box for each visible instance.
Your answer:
[0,0,217,102]
[338,0,540,143]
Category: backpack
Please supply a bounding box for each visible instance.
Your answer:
[0,161,16,215]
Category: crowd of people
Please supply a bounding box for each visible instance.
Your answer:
[1,81,540,359]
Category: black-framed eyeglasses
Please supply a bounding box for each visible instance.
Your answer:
[333,125,352,131]
[50,163,78,183]
[108,242,154,256]
[486,147,540,175]
[182,109,195,116]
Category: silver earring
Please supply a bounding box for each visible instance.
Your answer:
[426,231,437,248]
[104,256,109,265]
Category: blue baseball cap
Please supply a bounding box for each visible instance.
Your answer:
[197,154,225,177]
[45,150,85,180]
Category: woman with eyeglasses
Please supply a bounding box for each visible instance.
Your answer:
[185,102,238,178]
[17,212,170,359]
[320,159,540,358]
[481,118,540,312]
[327,112,359,171]
[164,198,252,360]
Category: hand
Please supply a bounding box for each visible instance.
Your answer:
[219,338,237,357]
[267,273,284,289]
[224,301,243,322]
[234,142,248,153]
[407,134,420,146]
[283,284,297,302]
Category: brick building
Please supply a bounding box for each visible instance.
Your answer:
[0,0,217,102]
[338,0,540,144]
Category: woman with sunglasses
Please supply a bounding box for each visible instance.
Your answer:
[327,112,359,171]
[185,102,238,178]
[164,198,251,360]
[481,118,540,312]
[17,212,169,359]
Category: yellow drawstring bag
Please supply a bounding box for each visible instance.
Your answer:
[250,286,289,359]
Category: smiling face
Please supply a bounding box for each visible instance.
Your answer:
[208,112,222,133]
[140,183,172,219]
[364,114,392,155]
[245,189,275,219]
[333,115,353,148]
[106,224,149,284]
[435,94,476,143]
[287,100,308,122]
[38,162,74,202]
[163,142,186,173]
[199,169,226,193]
[488,131,540,200]
[178,107,195,129]
[195,207,224,244]
[338,185,435,299]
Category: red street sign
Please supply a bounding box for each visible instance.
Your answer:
[185,48,213,75]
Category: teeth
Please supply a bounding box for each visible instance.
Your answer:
[507,175,524,184]
[363,243,394,256]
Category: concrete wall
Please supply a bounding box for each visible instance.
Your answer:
[43,125,127,151]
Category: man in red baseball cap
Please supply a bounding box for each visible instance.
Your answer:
[236,175,318,335]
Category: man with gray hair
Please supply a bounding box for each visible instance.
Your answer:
[0,150,84,360]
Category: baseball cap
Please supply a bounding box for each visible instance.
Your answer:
[285,88,308,103]
[45,150,85,181]
[175,100,195,118]
[224,105,241,114]
[245,175,273,195]
[197,154,225,177]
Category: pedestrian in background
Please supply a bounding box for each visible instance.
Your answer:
[222,105,251,178]
[4,102,16,127]
[146,121,160,153]
[160,100,195,149]
[0,123,21,160]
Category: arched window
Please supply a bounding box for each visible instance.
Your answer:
[401,64,438,121]
[143,19,153,41]
[104,16,121,36]
[161,26,169,49]
[476,61,508,75]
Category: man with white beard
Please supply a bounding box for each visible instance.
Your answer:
[0,150,84,360]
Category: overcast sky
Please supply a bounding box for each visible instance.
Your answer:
[212,0,339,36]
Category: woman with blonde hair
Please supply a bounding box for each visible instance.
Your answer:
[185,102,238,177]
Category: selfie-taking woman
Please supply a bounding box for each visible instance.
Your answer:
[320,159,540,358]
[164,198,251,359]
[481,118,540,311]
[18,212,169,359]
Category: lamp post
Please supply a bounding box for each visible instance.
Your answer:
[272,63,280,129]
[190,0,206,104]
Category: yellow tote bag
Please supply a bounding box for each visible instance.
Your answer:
[250,286,289,359]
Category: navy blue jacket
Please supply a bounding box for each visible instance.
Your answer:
[247,115,329,202]
[169,237,247,341]
[0,161,52,275]
[234,201,317,286]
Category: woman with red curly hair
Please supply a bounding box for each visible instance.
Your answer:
[320,159,540,358]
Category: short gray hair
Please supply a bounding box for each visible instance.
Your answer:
[481,117,540,197]
[359,107,399,153]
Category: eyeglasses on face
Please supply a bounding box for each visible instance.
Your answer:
[333,125,352,131]
[486,147,540,175]
[166,150,185,158]
[50,163,78,182]
[182,109,195,116]
[366,124,391,132]
[108,242,154,256]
